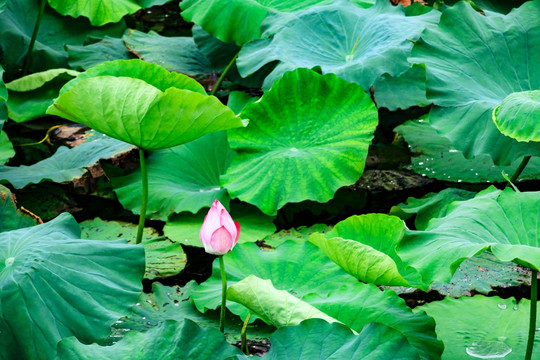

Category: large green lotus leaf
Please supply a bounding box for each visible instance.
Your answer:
[0,0,126,77]
[111,282,275,344]
[0,132,134,188]
[304,282,443,360]
[111,132,233,219]
[390,188,477,230]
[0,213,145,360]
[0,184,38,231]
[57,319,242,360]
[398,187,540,286]
[163,202,276,247]
[420,295,540,360]
[396,118,540,182]
[181,0,374,46]
[435,0,528,14]
[48,0,141,26]
[0,130,14,165]
[58,59,206,95]
[67,36,132,70]
[232,319,419,360]
[5,69,79,123]
[192,241,360,318]
[409,1,540,165]
[237,1,439,90]
[319,214,424,288]
[47,77,244,150]
[123,30,212,77]
[79,218,186,279]
[493,90,540,142]
[221,68,378,215]
[309,233,409,287]
[227,275,339,327]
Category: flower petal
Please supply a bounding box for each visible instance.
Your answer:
[220,208,237,241]
[234,221,241,243]
[208,226,234,255]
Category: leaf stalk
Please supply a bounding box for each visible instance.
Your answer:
[210,52,239,96]
[22,0,47,76]
[219,255,227,333]
[525,270,537,360]
[136,148,148,244]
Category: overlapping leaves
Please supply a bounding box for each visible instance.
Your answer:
[409,0,540,165]
[237,0,439,90]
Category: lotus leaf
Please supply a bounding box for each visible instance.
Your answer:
[0,0,125,76]
[373,64,430,110]
[48,0,142,26]
[0,213,145,360]
[58,59,206,95]
[0,184,38,231]
[6,68,79,123]
[0,65,6,128]
[430,252,532,297]
[398,187,540,286]
[409,0,540,165]
[111,132,233,219]
[192,241,360,318]
[420,295,540,359]
[57,319,242,359]
[181,0,374,46]
[48,76,243,150]
[192,240,441,358]
[123,30,212,76]
[79,218,186,279]
[304,282,443,360]
[0,130,13,165]
[164,202,276,247]
[262,223,332,248]
[111,282,275,344]
[228,275,339,327]
[221,68,378,215]
[231,319,419,360]
[309,233,409,287]
[67,36,132,70]
[396,118,540,182]
[237,0,439,90]
[314,213,425,287]
[0,132,134,188]
[390,188,476,230]
[493,90,540,142]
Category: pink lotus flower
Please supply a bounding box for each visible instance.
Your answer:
[200,200,240,255]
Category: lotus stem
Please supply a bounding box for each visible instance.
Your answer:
[219,255,227,333]
[507,155,532,187]
[525,270,537,360]
[241,313,251,355]
[136,148,148,245]
[22,0,47,76]
[210,52,239,96]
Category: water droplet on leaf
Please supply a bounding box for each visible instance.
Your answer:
[465,340,512,358]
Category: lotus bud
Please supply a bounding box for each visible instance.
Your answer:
[200,200,240,255]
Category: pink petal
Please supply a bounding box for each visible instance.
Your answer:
[200,202,221,243]
[207,226,234,255]
[234,221,241,243]
[220,208,237,241]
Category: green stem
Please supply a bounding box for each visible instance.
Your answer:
[507,155,532,187]
[219,255,227,333]
[525,271,537,360]
[241,313,251,355]
[22,0,47,76]
[210,52,239,96]
[136,148,148,245]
